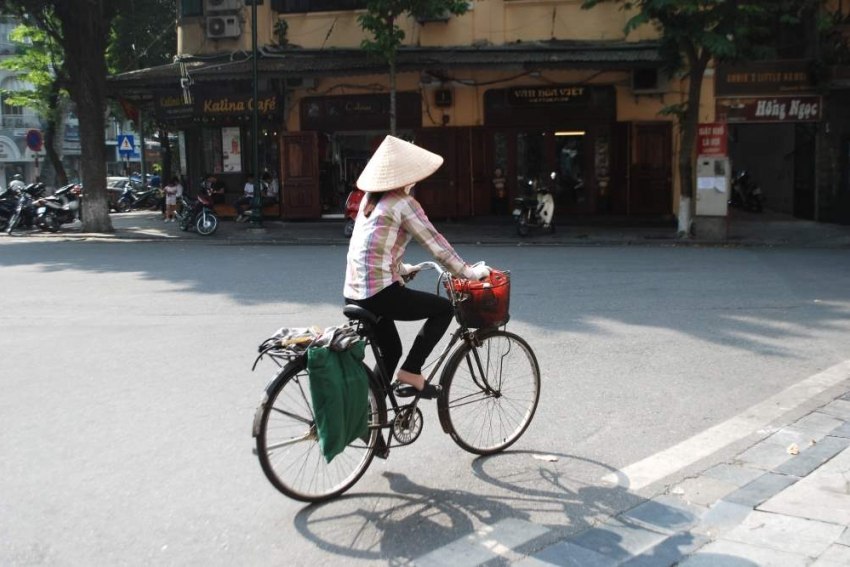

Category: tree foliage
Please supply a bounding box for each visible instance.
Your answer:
[359,0,469,134]
[581,0,812,237]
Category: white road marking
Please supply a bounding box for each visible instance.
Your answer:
[603,360,850,491]
[413,517,549,567]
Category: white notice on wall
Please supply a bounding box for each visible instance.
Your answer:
[697,177,714,190]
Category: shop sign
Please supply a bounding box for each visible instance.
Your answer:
[301,93,422,131]
[155,94,194,121]
[697,123,728,156]
[715,60,816,96]
[198,93,279,116]
[506,85,589,105]
[717,96,822,123]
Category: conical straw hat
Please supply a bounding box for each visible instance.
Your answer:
[356,135,444,192]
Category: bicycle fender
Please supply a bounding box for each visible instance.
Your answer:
[251,356,306,438]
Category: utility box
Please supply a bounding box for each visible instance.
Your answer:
[695,156,730,217]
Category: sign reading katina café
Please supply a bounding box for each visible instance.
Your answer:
[155,93,281,123]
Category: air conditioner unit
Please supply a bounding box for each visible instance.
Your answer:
[416,10,452,24]
[205,0,242,13]
[631,68,668,94]
[284,77,316,89]
[206,15,242,39]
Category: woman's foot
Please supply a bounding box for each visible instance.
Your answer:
[397,369,425,390]
[395,370,442,399]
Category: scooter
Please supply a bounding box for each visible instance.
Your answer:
[513,172,556,237]
[34,183,82,232]
[5,182,46,235]
[343,187,364,237]
[176,192,218,236]
[729,170,764,213]
[115,184,163,212]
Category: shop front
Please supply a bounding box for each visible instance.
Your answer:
[155,90,283,213]
[715,60,820,219]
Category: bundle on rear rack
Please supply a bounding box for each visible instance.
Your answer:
[446,269,511,329]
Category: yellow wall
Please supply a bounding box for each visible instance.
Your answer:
[177,0,659,55]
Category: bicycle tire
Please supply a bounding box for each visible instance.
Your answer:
[255,357,385,502]
[438,329,540,455]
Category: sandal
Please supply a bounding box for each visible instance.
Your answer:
[394,382,442,400]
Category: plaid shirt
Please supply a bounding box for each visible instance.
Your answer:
[343,191,467,300]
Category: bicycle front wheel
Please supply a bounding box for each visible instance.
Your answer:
[255,358,384,502]
[438,330,540,455]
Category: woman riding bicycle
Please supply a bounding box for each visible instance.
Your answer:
[343,135,490,399]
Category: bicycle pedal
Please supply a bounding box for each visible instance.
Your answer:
[394,384,418,398]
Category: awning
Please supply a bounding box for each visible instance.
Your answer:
[109,40,663,100]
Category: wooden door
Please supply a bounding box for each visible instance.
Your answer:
[414,129,458,219]
[630,123,672,215]
[280,132,320,219]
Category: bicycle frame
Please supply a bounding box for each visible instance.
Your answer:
[353,261,498,434]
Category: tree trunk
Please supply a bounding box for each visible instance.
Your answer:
[389,58,397,136]
[55,1,114,232]
[677,49,709,239]
[44,86,67,186]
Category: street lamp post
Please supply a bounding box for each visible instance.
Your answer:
[249,0,262,225]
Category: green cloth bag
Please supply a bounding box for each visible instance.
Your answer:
[306,341,370,463]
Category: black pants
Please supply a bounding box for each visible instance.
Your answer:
[346,282,454,378]
[234,195,253,216]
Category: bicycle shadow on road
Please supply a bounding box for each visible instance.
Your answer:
[290,450,707,565]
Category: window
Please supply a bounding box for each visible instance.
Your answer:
[180,0,203,18]
[271,0,367,14]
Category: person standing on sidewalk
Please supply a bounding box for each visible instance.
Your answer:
[163,176,181,222]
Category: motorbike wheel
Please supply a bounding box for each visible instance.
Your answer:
[516,215,530,237]
[0,216,8,232]
[6,212,20,234]
[40,212,60,233]
[116,200,131,213]
[196,212,218,236]
[546,222,556,234]
[343,218,355,238]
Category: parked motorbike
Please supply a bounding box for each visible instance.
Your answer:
[729,170,764,213]
[513,172,556,237]
[115,184,163,212]
[34,183,82,232]
[176,192,218,236]
[5,182,46,235]
[0,189,18,232]
[343,187,364,237]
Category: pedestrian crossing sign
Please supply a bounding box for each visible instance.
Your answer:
[117,134,135,156]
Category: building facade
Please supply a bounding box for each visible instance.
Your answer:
[109,0,850,224]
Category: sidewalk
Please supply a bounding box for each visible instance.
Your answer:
[10,209,850,248]
[516,390,850,567]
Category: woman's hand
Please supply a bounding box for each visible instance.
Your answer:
[464,262,491,281]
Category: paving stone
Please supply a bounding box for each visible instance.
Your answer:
[565,518,668,562]
[619,495,703,535]
[678,540,810,566]
[735,442,794,470]
[691,500,753,538]
[760,447,850,525]
[774,435,850,477]
[724,473,798,507]
[818,399,850,420]
[793,412,845,436]
[702,463,765,488]
[838,526,850,546]
[619,532,709,567]
[830,421,850,439]
[764,426,825,448]
[514,541,617,567]
[669,476,739,507]
[811,543,850,566]
[722,510,844,556]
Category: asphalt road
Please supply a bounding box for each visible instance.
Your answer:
[2,240,849,565]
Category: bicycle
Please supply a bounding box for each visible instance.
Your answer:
[251,262,541,502]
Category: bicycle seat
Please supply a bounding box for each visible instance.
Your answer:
[343,305,380,326]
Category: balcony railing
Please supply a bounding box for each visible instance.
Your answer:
[1,115,40,129]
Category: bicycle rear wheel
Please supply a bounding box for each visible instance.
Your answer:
[255,357,384,502]
[438,330,540,455]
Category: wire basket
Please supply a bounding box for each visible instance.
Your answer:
[447,269,511,329]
